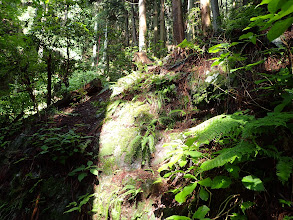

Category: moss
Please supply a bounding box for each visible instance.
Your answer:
[99,101,151,172]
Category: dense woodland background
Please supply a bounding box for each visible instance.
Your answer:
[0,0,293,219]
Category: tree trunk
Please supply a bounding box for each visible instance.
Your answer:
[187,0,194,41]
[102,22,108,75]
[159,0,166,52]
[92,20,98,66]
[200,0,211,36]
[153,0,159,56]
[124,0,130,47]
[172,0,185,44]
[47,53,52,106]
[125,12,129,47]
[210,0,220,33]
[131,3,138,46]
[64,3,69,87]
[139,0,147,52]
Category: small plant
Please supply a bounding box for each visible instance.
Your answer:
[128,113,157,166]
[30,128,92,164]
[65,193,95,213]
[68,160,100,182]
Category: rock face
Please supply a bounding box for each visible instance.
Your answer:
[94,100,158,219]
[99,101,151,172]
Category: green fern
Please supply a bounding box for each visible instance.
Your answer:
[200,141,255,171]
[242,112,293,138]
[184,114,253,147]
[276,156,293,185]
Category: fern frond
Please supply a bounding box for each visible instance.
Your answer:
[184,114,253,147]
[242,112,293,138]
[200,141,255,171]
[276,156,293,185]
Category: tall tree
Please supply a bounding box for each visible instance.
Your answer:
[131,2,138,46]
[200,0,211,36]
[160,0,166,52]
[139,0,147,52]
[187,0,194,41]
[210,0,220,33]
[153,0,159,55]
[172,0,185,44]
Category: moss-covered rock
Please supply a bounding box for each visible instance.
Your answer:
[99,101,151,173]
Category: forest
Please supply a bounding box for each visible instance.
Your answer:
[0,0,292,219]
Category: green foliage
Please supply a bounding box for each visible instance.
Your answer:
[68,160,100,182]
[175,182,197,204]
[159,111,293,218]
[128,112,157,166]
[193,205,210,219]
[178,39,204,53]
[30,128,92,164]
[246,0,293,41]
[65,193,95,213]
[276,156,293,184]
[224,4,264,37]
[241,175,265,191]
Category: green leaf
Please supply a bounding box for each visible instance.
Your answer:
[211,176,232,189]
[199,187,209,201]
[185,150,202,158]
[230,213,247,220]
[166,216,191,220]
[268,0,281,13]
[225,164,240,178]
[211,60,221,67]
[242,175,265,191]
[90,169,99,176]
[78,173,88,182]
[241,201,254,214]
[41,145,48,151]
[184,174,197,180]
[64,207,80,213]
[163,172,174,178]
[179,160,188,167]
[279,199,292,207]
[276,157,293,184]
[239,32,254,40]
[208,43,230,53]
[258,0,273,6]
[198,178,212,187]
[175,182,197,204]
[193,205,210,219]
[267,17,293,42]
[69,165,86,175]
[185,137,197,147]
[87,161,93,166]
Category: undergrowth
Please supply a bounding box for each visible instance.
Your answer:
[159,111,293,219]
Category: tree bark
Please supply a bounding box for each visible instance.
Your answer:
[187,0,194,41]
[153,0,159,56]
[124,1,130,47]
[47,53,52,106]
[210,0,220,33]
[172,0,185,44]
[139,0,147,52]
[131,3,138,46]
[102,22,108,75]
[160,0,166,52]
[200,0,211,36]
